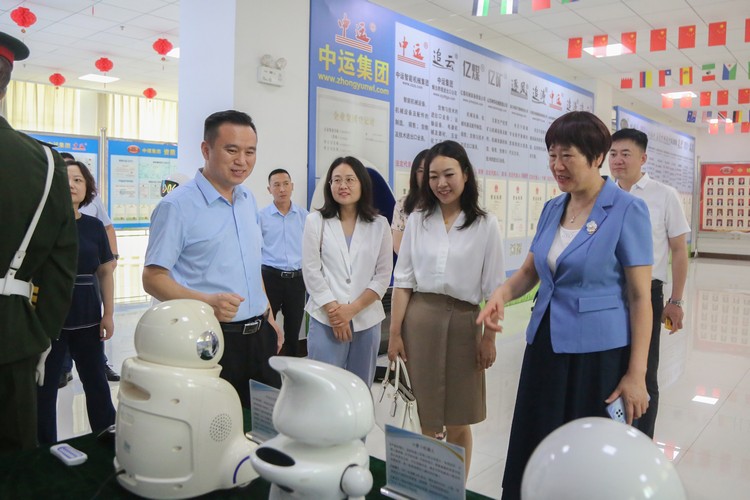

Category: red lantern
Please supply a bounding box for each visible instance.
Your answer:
[152,38,173,61]
[95,57,114,73]
[49,73,66,88]
[11,7,37,33]
[143,88,157,99]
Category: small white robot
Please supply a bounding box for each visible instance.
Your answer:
[251,357,374,499]
[114,299,258,499]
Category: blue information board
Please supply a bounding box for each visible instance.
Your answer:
[24,132,100,182]
[107,139,178,229]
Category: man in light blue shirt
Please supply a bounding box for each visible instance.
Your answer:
[143,110,282,406]
[259,169,308,357]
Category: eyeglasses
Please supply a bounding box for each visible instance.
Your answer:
[330,176,359,187]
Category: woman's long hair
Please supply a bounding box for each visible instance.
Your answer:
[318,156,377,222]
[403,149,429,216]
[420,140,485,230]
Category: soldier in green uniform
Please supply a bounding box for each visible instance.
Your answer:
[0,31,78,452]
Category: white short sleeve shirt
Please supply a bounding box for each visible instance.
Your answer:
[624,173,691,282]
[79,195,112,227]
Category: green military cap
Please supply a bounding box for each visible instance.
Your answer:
[0,31,30,66]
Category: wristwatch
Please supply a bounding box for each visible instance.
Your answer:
[667,298,684,307]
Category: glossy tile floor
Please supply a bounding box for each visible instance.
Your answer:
[57,257,750,499]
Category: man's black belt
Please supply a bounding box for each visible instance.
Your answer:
[262,265,302,279]
[220,310,269,335]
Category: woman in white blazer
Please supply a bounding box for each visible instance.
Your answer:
[302,156,393,387]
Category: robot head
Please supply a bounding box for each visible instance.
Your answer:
[269,357,374,446]
[134,299,223,369]
[522,417,686,500]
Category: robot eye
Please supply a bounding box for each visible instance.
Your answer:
[196,330,220,360]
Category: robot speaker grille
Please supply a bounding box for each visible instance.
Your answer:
[209,413,232,441]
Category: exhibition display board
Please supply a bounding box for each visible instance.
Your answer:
[698,162,750,232]
[22,132,179,229]
[309,0,594,272]
[107,139,179,229]
[25,132,100,182]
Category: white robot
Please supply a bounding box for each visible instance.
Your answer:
[114,299,258,499]
[250,357,374,499]
[522,417,686,500]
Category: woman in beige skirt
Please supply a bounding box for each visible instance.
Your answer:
[388,140,505,478]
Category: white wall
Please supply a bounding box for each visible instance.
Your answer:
[233,0,310,209]
[178,0,238,176]
[177,0,310,209]
[696,129,749,163]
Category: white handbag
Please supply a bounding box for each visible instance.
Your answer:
[372,356,421,434]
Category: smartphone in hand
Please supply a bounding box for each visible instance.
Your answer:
[606,397,626,423]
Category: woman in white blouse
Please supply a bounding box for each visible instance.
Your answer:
[388,140,505,477]
[302,156,393,387]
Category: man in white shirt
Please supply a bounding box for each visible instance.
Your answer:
[610,128,691,439]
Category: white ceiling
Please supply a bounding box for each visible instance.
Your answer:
[2,0,749,128]
[1,0,180,101]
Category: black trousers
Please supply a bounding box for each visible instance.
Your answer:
[37,325,116,445]
[0,355,38,452]
[501,308,630,500]
[635,280,664,439]
[218,319,281,408]
[261,267,306,357]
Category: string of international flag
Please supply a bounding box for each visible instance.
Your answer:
[688,110,750,134]
[685,100,749,131]
[621,64,750,90]
[619,63,750,120]
[568,19,749,58]
[473,0,579,17]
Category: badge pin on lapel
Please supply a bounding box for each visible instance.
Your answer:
[586,220,598,235]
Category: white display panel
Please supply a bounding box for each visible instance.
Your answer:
[315,87,391,181]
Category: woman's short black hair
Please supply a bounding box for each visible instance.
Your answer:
[403,149,429,216]
[545,111,611,168]
[68,160,97,208]
[420,140,486,229]
[318,156,377,222]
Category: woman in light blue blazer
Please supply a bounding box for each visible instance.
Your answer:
[477,112,654,500]
[302,156,393,387]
